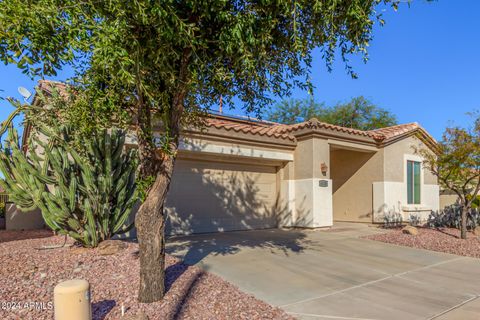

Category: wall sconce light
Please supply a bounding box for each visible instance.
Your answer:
[321,162,328,175]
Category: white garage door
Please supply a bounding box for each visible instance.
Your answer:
[165,159,278,235]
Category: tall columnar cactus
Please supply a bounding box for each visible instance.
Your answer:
[0,125,138,247]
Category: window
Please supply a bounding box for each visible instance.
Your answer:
[407,160,421,204]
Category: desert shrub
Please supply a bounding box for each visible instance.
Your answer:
[409,214,421,227]
[427,205,480,230]
[383,212,403,228]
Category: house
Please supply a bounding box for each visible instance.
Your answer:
[160,113,439,235]
[21,80,440,235]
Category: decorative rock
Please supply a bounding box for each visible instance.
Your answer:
[70,246,91,255]
[97,240,128,256]
[402,226,418,236]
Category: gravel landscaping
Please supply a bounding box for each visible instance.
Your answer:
[0,230,292,320]
[364,227,480,258]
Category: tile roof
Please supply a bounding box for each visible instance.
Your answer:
[370,122,438,148]
[205,117,296,141]
[35,80,437,148]
[269,118,381,139]
[36,80,68,96]
[370,122,421,139]
[206,116,437,146]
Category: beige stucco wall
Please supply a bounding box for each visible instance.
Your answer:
[373,135,439,222]
[440,193,458,209]
[292,137,333,228]
[5,204,45,230]
[383,136,437,184]
[330,148,384,222]
[294,138,330,180]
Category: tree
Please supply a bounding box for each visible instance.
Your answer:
[0,0,402,302]
[268,96,398,130]
[419,118,480,240]
[268,99,325,124]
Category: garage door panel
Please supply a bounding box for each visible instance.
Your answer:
[166,159,278,235]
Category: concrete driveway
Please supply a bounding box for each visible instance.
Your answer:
[166,223,480,320]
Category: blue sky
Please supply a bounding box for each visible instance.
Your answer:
[0,0,479,139]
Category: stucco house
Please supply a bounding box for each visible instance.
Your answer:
[160,113,439,235]
[17,80,439,235]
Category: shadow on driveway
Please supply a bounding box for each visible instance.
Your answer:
[166,228,311,266]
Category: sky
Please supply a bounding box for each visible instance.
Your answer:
[0,0,479,140]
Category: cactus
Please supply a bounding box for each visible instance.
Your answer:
[427,205,480,230]
[0,125,138,247]
[383,211,403,228]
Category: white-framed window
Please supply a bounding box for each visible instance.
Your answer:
[407,160,421,205]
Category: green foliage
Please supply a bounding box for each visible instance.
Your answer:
[137,175,156,202]
[469,194,480,209]
[0,201,5,218]
[0,0,401,160]
[268,96,398,130]
[420,117,480,207]
[267,99,325,124]
[419,115,480,239]
[0,125,138,247]
[0,0,406,300]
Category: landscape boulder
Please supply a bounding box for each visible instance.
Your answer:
[402,226,418,236]
[97,240,128,255]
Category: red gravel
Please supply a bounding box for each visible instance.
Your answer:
[0,229,54,243]
[0,230,292,320]
[364,227,480,258]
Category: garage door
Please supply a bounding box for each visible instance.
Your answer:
[165,159,278,235]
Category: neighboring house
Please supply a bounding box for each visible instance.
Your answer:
[23,80,440,235]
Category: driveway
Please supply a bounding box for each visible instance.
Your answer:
[166,223,480,320]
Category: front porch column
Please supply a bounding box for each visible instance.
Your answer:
[293,137,333,228]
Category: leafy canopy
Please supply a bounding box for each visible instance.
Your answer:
[1,0,404,302]
[0,0,400,145]
[268,96,397,130]
[420,116,480,207]
[419,114,480,239]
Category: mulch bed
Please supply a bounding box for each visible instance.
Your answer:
[0,230,292,320]
[364,227,480,258]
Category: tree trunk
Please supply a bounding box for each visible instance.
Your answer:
[461,206,468,240]
[135,155,175,303]
[135,46,191,303]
